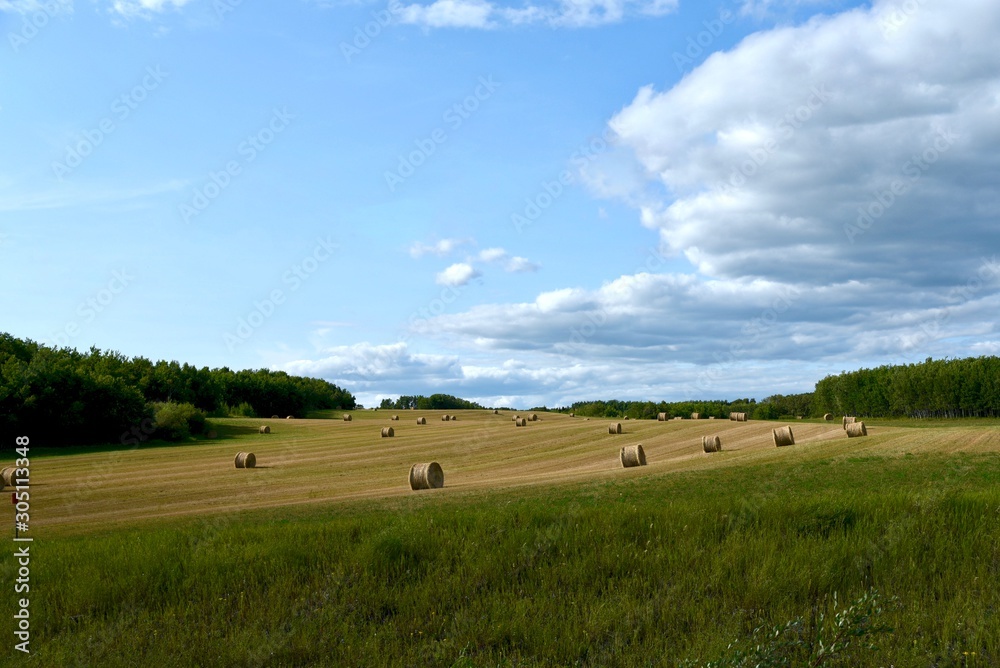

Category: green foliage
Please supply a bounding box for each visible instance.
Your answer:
[0,332,355,446]
[683,589,894,668]
[150,401,206,441]
[814,356,1000,418]
[384,393,485,410]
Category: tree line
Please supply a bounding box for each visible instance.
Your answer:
[0,333,355,447]
[813,356,1000,418]
[379,394,485,411]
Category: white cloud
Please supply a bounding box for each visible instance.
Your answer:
[394,0,677,29]
[408,237,470,258]
[0,0,71,12]
[436,262,481,286]
[477,247,507,262]
[396,0,495,28]
[111,0,193,17]
[505,256,540,273]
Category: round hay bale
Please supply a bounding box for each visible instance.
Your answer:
[530,413,538,421]
[515,417,527,427]
[1,466,17,488]
[772,426,795,447]
[234,452,256,468]
[343,414,352,422]
[416,417,426,425]
[259,425,270,434]
[451,415,457,421]
[381,426,394,438]
[271,415,279,419]
[702,435,721,453]
[690,412,701,420]
[846,421,868,437]
[409,462,444,490]
[286,416,294,420]
[608,422,622,435]
[657,412,667,421]
[442,415,451,422]
[391,415,399,421]
[623,416,630,420]
[512,415,519,422]
[569,412,575,418]
[620,444,646,468]
[493,409,499,414]
[842,416,856,430]
[729,412,736,420]
[823,413,833,421]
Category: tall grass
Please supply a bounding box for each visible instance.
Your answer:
[5,452,1000,666]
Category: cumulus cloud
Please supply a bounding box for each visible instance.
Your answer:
[408,237,470,258]
[436,262,482,286]
[111,0,193,17]
[393,0,677,29]
[476,247,540,273]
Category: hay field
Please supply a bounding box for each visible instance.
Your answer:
[26,411,1000,537]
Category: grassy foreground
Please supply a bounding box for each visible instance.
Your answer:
[4,440,1000,666]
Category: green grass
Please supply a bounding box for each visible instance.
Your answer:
[6,451,1000,667]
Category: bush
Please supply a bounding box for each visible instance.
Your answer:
[150,401,207,441]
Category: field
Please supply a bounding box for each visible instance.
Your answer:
[4,411,1000,666]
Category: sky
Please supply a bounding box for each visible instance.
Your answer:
[2,0,999,409]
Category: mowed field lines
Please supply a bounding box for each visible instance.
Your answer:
[28,411,1000,536]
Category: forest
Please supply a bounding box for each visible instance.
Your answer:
[813,356,1000,418]
[0,333,355,446]
[378,394,486,410]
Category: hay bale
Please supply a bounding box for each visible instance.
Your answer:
[493,409,499,414]
[846,421,868,437]
[608,422,622,434]
[657,412,667,421]
[823,413,833,421]
[442,414,451,421]
[271,415,279,419]
[530,413,538,421]
[772,426,795,447]
[691,412,701,420]
[515,417,527,427]
[381,427,394,438]
[259,425,270,434]
[391,415,399,421]
[730,412,747,422]
[512,415,520,422]
[702,435,721,453]
[569,412,575,418]
[842,416,856,430]
[1,466,17,488]
[286,415,294,420]
[234,452,256,468]
[623,416,630,420]
[409,462,444,490]
[343,414,352,422]
[620,444,646,468]
[416,417,426,425]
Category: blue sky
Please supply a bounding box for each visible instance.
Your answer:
[2,0,999,408]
